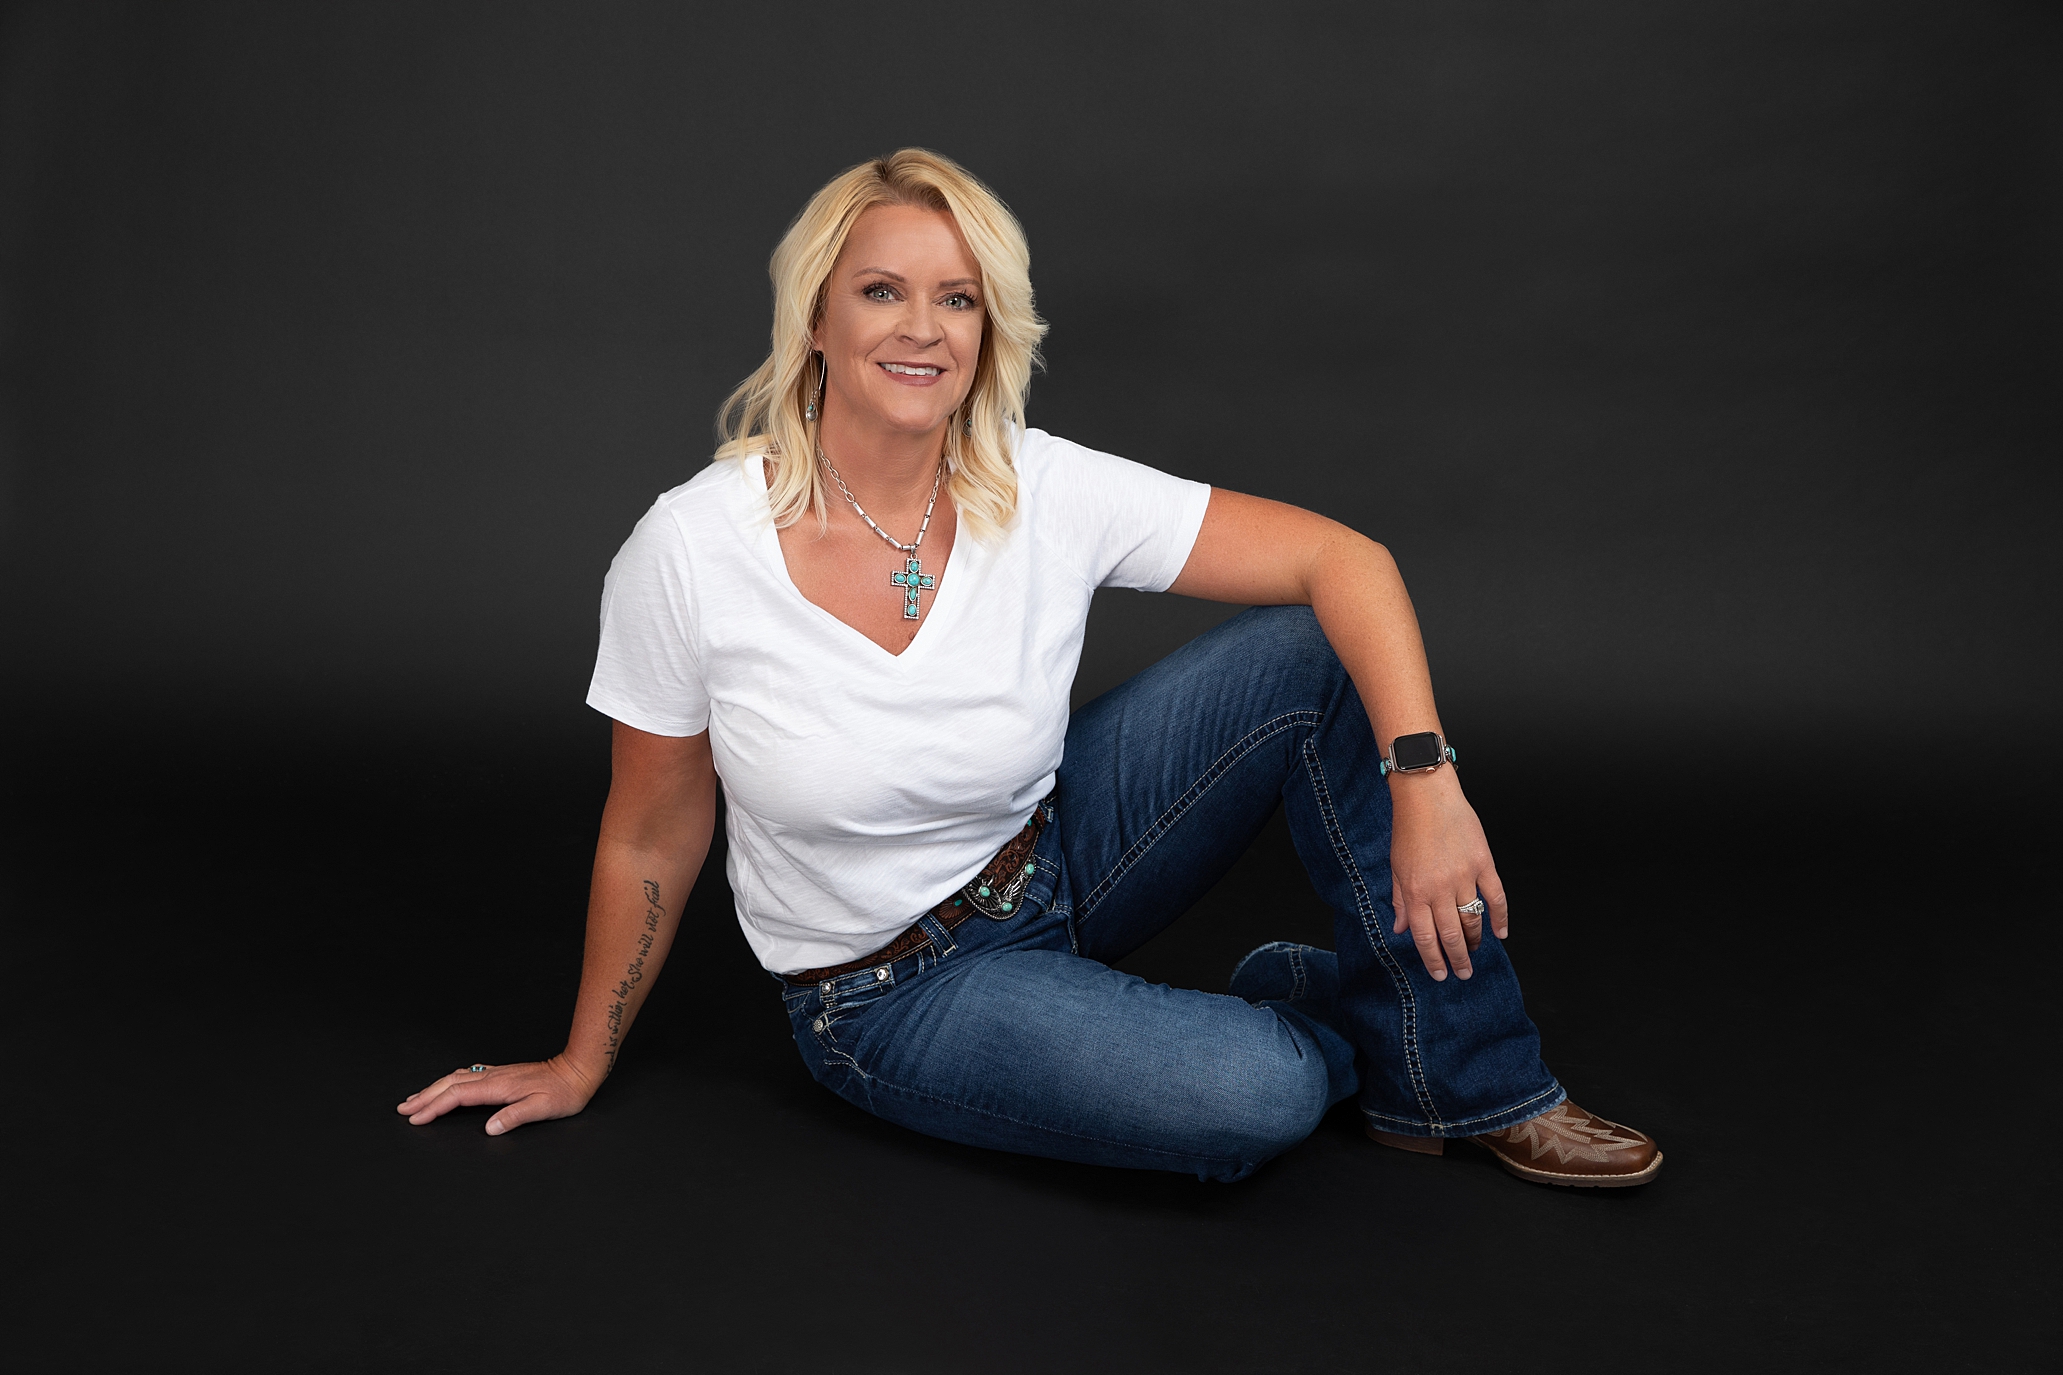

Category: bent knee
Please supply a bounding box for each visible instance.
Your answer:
[1240,603,1325,652]
[1191,1043,1333,1177]
[1230,605,1345,685]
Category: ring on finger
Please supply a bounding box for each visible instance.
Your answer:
[469,1064,488,1073]
[1457,898,1486,918]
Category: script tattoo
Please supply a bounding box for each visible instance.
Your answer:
[601,879,667,1076]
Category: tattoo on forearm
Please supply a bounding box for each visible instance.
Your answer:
[601,879,667,1076]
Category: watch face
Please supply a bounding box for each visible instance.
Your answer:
[1390,732,1445,771]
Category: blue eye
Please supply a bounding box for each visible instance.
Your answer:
[864,283,898,302]
[943,293,977,309]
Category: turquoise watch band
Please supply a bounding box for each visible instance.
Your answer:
[1377,735,1458,776]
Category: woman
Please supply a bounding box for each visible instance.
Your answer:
[398,149,1660,1187]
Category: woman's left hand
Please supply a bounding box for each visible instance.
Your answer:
[1385,770,1509,982]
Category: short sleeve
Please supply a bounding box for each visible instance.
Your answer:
[584,499,709,737]
[1028,433,1213,592]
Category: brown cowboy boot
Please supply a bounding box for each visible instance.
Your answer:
[1367,1101,1663,1188]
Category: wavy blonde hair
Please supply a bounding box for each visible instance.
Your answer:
[715,149,1047,540]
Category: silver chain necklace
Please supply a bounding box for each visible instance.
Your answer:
[819,449,946,622]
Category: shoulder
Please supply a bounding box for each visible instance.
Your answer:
[607,459,758,583]
[1014,428,1193,501]
[1013,428,1127,493]
[1014,427,1091,472]
[1008,426,1210,587]
[630,458,759,543]
[653,456,755,520]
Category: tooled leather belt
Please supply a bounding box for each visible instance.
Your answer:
[782,802,1048,987]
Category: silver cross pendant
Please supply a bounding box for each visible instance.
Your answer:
[889,556,935,620]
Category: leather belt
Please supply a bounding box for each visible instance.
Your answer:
[783,803,1048,987]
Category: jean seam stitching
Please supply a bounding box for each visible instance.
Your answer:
[1361,1082,1563,1132]
[1076,709,1324,923]
[1228,940,1305,992]
[1301,738,1443,1128]
[810,1008,868,1080]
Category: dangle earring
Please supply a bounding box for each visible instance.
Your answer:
[805,354,825,422]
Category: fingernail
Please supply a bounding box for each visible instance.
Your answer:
[486,1119,504,1136]
[1457,969,1472,980]
[1431,969,1446,981]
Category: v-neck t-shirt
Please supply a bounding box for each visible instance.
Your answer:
[585,428,1212,974]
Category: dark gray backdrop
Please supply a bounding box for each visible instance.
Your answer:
[6,1,2056,757]
[6,6,2061,1370]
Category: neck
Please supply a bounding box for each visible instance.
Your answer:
[815,400,947,509]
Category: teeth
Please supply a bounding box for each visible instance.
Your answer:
[881,363,940,376]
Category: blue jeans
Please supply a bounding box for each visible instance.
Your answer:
[780,605,1564,1182]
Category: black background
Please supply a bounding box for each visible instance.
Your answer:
[3,2,2057,1371]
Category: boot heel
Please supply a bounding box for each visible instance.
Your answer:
[1366,1126,1445,1155]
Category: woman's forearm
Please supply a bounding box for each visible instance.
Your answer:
[1301,533,1490,846]
[556,724,719,1092]
[1303,534,1444,761]
[557,832,709,1090]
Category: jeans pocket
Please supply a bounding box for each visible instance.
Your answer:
[795,968,902,1078]
[809,1007,868,1080]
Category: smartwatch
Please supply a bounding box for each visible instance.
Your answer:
[1379,731,1457,776]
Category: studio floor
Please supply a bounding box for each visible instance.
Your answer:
[6,728,2054,1372]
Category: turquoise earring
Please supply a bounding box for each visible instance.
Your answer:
[805,354,824,422]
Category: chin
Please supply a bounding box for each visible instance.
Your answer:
[870,397,958,435]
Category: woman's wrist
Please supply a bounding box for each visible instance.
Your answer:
[550,1050,609,1100]
[1385,762,1463,810]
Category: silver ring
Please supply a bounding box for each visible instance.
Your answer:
[469,1064,488,1073]
[1457,898,1486,918]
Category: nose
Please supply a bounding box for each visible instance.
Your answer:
[897,297,944,349]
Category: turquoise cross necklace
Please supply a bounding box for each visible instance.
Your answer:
[819,449,945,622]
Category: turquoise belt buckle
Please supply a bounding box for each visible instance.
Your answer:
[964,861,1035,920]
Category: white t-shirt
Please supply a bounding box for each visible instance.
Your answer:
[585,428,1212,974]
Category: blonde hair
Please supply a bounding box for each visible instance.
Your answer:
[715,149,1046,540]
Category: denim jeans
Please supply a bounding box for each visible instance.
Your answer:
[780,605,1563,1182]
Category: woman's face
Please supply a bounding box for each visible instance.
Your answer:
[814,203,986,443]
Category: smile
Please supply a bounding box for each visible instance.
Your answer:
[879,363,942,376]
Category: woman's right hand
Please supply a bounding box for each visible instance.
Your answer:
[396,1055,602,1136]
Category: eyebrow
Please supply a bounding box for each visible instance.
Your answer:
[850,267,982,290]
